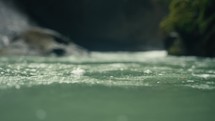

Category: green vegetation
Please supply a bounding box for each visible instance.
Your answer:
[160,0,215,57]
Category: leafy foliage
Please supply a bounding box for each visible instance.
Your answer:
[160,0,215,57]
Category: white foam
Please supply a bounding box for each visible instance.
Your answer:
[71,67,85,77]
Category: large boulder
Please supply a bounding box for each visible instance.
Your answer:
[0,0,87,56]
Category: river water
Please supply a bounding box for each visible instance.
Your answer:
[0,51,215,121]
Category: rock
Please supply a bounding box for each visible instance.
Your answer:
[0,0,87,56]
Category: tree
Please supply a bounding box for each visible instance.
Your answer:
[160,0,215,57]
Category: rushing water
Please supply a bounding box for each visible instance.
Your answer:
[0,51,215,121]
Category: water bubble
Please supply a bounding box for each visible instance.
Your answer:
[15,85,20,89]
[187,80,194,83]
[36,109,47,120]
[117,115,128,121]
[144,69,152,74]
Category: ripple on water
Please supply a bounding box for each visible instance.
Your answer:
[185,84,215,90]
[0,51,215,90]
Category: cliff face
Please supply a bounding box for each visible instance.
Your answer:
[15,0,168,51]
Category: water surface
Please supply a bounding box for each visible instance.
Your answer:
[0,51,215,121]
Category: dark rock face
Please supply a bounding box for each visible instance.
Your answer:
[13,0,167,51]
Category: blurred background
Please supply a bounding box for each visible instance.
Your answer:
[13,0,169,51]
[1,0,215,56]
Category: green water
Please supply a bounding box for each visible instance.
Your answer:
[0,51,215,121]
